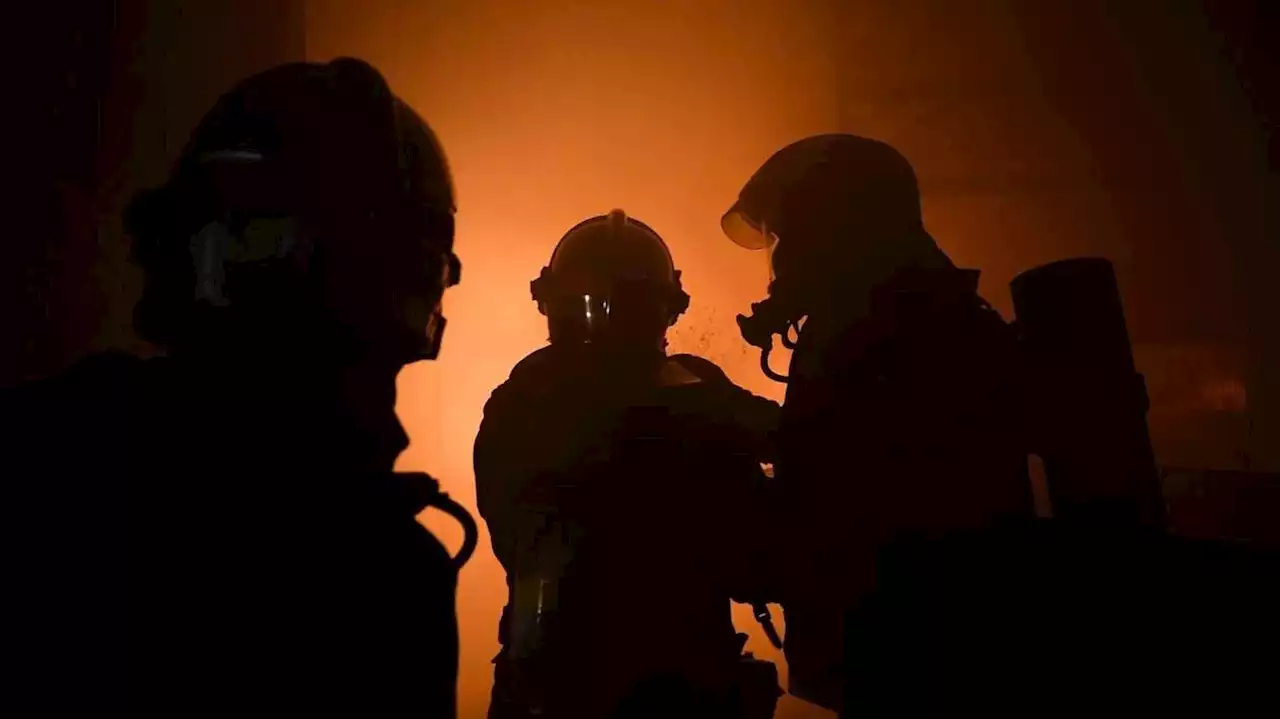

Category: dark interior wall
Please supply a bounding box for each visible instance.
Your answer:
[1198,0,1279,470]
[833,0,1272,342]
[7,2,118,386]
[1007,0,1276,469]
[4,0,305,386]
[832,0,1276,469]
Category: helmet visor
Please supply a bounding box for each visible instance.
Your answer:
[580,293,611,337]
[722,204,780,285]
[547,293,612,343]
[721,203,775,251]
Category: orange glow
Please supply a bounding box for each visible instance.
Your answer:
[300,1,1273,715]
[307,2,836,716]
[304,3,1254,715]
[1201,380,1248,414]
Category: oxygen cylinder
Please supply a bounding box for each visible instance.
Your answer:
[1011,258,1165,527]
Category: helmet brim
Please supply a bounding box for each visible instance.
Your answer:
[720,204,772,251]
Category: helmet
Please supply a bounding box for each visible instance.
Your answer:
[531,210,690,349]
[722,133,924,256]
[722,134,942,383]
[125,58,460,363]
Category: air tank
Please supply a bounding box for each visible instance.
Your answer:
[1011,257,1165,527]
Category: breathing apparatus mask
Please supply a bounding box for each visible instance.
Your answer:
[721,210,804,383]
[124,60,461,366]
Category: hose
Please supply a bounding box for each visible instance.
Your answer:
[397,471,480,571]
[758,347,790,384]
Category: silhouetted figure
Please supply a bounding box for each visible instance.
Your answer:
[721,134,1031,713]
[475,210,783,719]
[837,259,1280,716]
[3,59,474,716]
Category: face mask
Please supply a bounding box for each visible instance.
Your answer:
[188,216,306,307]
[736,290,804,384]
[726,215,800,383]
[403,247,459,362]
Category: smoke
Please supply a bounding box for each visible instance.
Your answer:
[304,2,1270,715]
[306,1,837,715]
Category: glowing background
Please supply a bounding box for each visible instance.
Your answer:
[307,2,838,716]
[303,1,1274,716]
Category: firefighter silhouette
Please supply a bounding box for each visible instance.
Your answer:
[3,59,475,716]
[476,210,782,719]
[723,134,1030,713]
